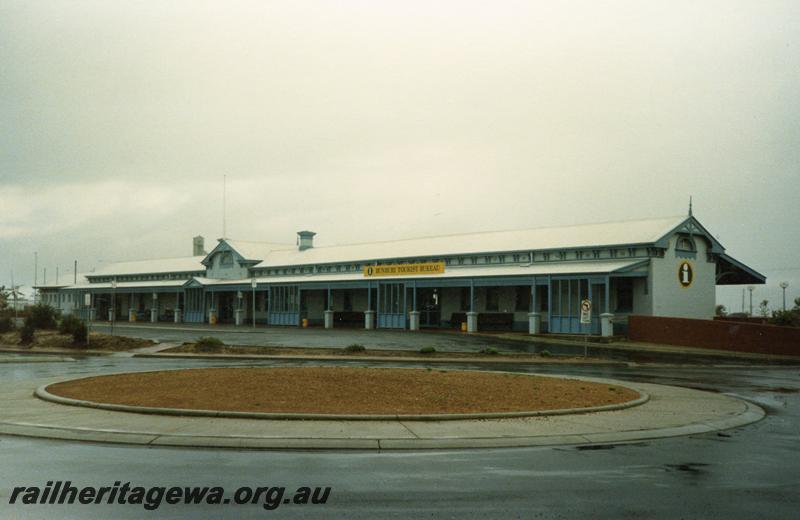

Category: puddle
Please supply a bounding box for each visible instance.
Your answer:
[575,444,616,451]
[663,463,709,475]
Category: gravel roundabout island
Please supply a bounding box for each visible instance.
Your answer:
[41,366,643,419]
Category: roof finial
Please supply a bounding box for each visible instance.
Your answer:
[688,196,693,217]
[222,174,227,239]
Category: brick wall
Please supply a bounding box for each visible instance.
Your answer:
[628,315,800,357]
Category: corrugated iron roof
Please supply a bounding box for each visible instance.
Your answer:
[252,215,687,267]
[75,215,687,280]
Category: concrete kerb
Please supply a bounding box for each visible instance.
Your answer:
[0,367,767,451]
[34,369,651,421]
[133,351,631,367]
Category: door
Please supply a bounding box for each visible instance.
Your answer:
[418,288,441,327]
[269,286,300,326]
[184,289,205,323]
[378,282,405,329]
[550,279,590,334]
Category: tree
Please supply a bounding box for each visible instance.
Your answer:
[715,304,727,317]
[0,286,8,312]
[29,304,58,329]
[759,300,770,318]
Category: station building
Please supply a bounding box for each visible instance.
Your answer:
[35,213,765,336]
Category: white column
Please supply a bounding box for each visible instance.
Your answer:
[409,311,420,331]
[467,311,478,333]
[128,308,136,322]
[600,313,614,337]
[151,293,158,323]
[528,312,541,334]
[324,310,334,329]
[364,310,375,330]
[174,308,182,323]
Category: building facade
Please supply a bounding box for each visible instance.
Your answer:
[35,213,765,336]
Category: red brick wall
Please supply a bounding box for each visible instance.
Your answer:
[628,315,800,357]
[713,316,769,325]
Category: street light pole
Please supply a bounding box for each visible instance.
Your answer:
[747,286,755,316]
[779,282,789,311]
[111,279,117,337]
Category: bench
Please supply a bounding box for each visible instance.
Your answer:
[334,311,364,327]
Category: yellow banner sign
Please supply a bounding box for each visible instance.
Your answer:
[363,262,445,278]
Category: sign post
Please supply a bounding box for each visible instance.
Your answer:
[251,278,257,329]
[580,299,592,357]
[84,293,92,346]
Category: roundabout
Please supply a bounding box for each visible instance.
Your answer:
[0,361,764,450]
[38,367,644,419]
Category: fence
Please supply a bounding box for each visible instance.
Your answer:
[628,315,800,357]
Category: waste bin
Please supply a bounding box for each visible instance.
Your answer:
[460,322,467,332]
[302,318,309,328]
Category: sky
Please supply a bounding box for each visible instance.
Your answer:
[1,0,799,312]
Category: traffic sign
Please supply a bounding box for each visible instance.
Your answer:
[580,299,592,324]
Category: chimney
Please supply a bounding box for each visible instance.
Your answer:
[193,236,206,256]
[297,230,316,251]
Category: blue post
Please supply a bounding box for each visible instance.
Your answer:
[470,280,474,312]
[547,275,552,330]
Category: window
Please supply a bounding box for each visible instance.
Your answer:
[539,285,549,312]
[677,236,696,252]
[273,286,299,312]
[343,290,352,311]
[515,286,530,312]
[220,252,234,267]
[485,288,500,311]
[460,288,470,311]
[615,278,633,313]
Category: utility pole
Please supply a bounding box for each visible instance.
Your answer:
[748,286,755,316]
[34,252,38,304]
[10,270,18,323]
[780,282,789,311]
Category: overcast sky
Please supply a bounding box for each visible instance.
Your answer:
[1,0,799,311]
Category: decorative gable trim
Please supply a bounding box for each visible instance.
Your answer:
[654,217,725,254]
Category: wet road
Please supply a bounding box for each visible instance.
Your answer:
[1,356,798,519]
[90,322,570,354]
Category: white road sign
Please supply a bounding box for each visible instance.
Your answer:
[580,299,592,324]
